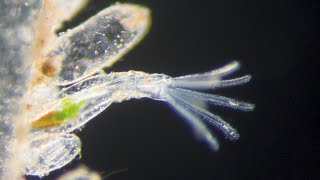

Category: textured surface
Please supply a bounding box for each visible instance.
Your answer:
[48,4,150,85]
[0,0,41,178]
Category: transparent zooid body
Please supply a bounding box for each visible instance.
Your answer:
[0,0,254,178]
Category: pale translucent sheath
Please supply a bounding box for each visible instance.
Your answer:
[0,0,254,178]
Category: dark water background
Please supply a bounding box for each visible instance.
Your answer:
[38,0,319,179]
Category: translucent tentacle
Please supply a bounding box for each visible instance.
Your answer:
[173,61,240,81]
[169,88,255,111]
[162,61,254,150]
[166,95,220,151]
[171,61,241,90]
[218,75,252,88]
[167,88,240,141]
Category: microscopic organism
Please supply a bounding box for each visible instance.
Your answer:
[0,1,254,178]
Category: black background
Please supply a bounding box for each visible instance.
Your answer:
[37,0,319,179]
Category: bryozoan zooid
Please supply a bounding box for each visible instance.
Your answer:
[0,1,255,178]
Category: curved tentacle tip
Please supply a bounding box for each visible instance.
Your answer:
[164,61,254,150]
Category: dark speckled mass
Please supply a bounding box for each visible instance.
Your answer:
[57,16,131,81]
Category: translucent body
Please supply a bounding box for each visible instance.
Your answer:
[27,63,254,176]
[0,1,254,178]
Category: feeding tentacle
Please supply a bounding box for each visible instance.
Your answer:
[163,61,255,150]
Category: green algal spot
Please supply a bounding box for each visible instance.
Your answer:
[32,97,86,129]
[56,97,86,122]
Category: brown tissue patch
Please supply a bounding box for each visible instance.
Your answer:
[31,111,62,129]
[41,59,57,77]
